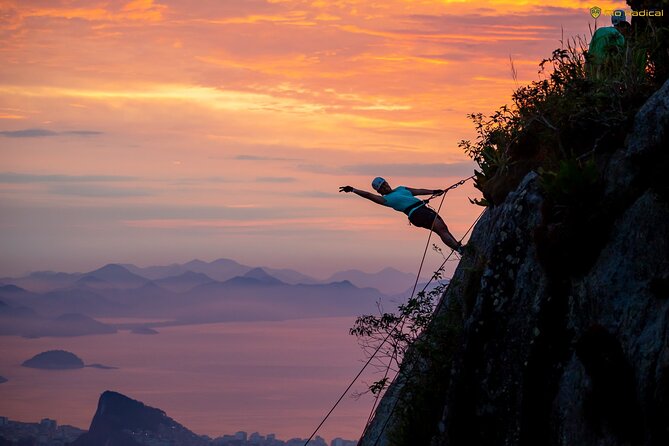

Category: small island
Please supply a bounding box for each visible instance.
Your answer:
[0,375,7,383]
[22,350,84,370]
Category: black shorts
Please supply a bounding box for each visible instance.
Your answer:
[408,205,441,229]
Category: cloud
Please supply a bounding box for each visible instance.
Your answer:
[168,176,232,186]
[235,154,297,161]
[255,176,297,183]
[298,162,476,178]
[47,184,153,198]
[294,191,340,199]
[0,128,58,137]
[0,172,136,183]
[0,128,102,138]
[0,202,321,223]
[63,130,103,136]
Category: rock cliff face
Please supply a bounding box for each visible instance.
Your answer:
[359,81,669,446]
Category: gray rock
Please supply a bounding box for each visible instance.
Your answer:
[360,80,669,446]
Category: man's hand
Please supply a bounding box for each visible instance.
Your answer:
[433,189,445,196]
[339,186,354,193]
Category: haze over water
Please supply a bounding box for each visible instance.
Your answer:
[0,317,371,441]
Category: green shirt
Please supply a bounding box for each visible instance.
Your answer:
[589,26,624,64]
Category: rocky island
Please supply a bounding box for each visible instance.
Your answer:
[21,350,85,370]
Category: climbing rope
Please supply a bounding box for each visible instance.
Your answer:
[302,175,479,446]
[423,175,475,204]
[369,209,484,446]
[361,202,484,444]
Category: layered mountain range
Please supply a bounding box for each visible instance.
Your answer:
[0,259,420,337]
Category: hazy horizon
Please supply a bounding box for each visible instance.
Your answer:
[0,255,414,281]
[0,317,374,441]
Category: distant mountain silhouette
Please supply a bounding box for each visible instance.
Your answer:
[122,262,187,280]
[0,299,36,318]
[71,391,209,446]
[0,271,81,292]
[123,258,320,284]
[83,264,149,289]
[127,258,250,282]
[327,267,416,295]
[221,267,284,287]
[50,313,117,336]
[260,266,320,284]
[0,259,401,326]
[22,350,84,369]
[0,302,116,337]
[75,275,115,290]
[21,287,121,317]
[154,271,215,292]
[0,284,27,293]
[1,259,416,294]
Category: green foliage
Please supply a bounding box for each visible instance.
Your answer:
[461,32,659,206]
[386,282,466,446]
[351,245,469,445]
[350,259,449,397]
[539,158,599,209]
[458,107,519,201]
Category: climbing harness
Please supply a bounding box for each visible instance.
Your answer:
[406,175,475,225]
[302,174,479,446]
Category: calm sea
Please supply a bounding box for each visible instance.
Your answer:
[0,317,381,441]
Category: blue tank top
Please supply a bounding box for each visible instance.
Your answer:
[382,186,423,216]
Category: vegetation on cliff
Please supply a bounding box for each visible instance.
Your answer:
[356,8,669,446]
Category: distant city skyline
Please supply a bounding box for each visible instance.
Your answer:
[0,415,357,446]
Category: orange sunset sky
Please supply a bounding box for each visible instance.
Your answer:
[0,0,626,277]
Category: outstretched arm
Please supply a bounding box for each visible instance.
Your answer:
[339,186,386,205]
[405,187,444,196]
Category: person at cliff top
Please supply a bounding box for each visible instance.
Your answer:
[588,10,630,76]
[339,177,464,254]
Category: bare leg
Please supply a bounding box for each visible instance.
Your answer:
[431,216,461,252]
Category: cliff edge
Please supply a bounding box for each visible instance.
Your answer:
[359,77,669,446]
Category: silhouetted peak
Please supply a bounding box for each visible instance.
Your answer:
[28,270,75,279]
[89,263,132,275]
[76,275,110,285]
[330,279,356,288]
[211,257,245,267]
[243,267,282,284]
[71,391,208,446]
[95,391,167,429]
[176,270,211,280]
[0,284,27,293]
[85,264,149,287]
